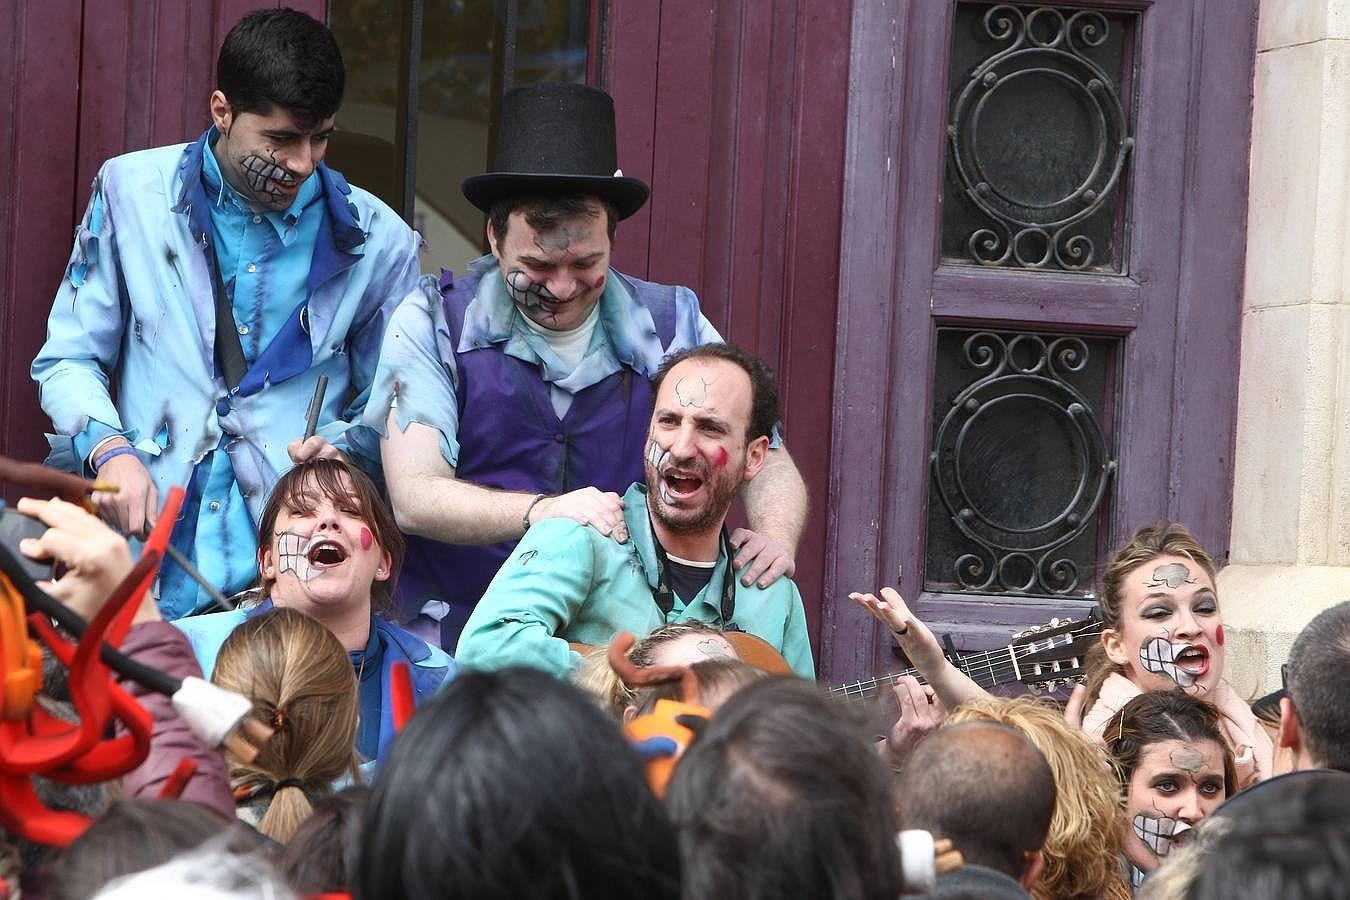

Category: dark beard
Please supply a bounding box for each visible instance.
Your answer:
[644,463,738,535]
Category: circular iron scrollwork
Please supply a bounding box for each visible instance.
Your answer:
[948,5,1134,270]
[930,332,1115,594]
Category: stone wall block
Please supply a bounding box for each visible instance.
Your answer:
[1245,41,1323,310]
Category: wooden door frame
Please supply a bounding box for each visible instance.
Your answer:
[820,0,1258,681]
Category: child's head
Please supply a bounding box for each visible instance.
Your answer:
[256,458,403,614]
[212,608,361,844]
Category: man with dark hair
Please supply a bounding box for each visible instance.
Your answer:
[665,677,903,900]
[365,81,807,648]
[33,9,421,618]
[455,343,813,678]
[897,721,1057,898]
[1279,600,1350,772]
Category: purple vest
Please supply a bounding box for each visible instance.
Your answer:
[397,268,678,647]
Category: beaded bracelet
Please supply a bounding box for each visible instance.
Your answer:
[92,444,139,471]
[521,493,547,535]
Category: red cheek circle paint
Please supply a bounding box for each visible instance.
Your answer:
[360,527,373,551]
[712,447,729,469]
[594,272,606,293]
[1216,624,1225,647]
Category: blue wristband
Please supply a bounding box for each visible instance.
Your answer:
[92,444,139,471]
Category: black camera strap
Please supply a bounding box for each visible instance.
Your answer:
[648,516,738,629]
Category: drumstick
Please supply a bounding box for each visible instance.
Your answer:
[303,375,328,441]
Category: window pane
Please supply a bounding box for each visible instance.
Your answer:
[942,2,1138,273]
[328,1,592,275]
[925,328,1118,597]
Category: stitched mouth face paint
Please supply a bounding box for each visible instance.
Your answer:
[1132,814,1191,857]
[1140,635,1199,688]
[240,154,297,204]
[646,439,671,472]
[275,530,348,583]
[646,440,676,505]
[505,268,558,311]
[276,530,320,583]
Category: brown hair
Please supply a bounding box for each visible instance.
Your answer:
[947,696,1131,900]
[488,194,619,247]
[212,607,361,844]
[1104,689,1238,798]
[256,458,404,614]
[1083,521,1217,710]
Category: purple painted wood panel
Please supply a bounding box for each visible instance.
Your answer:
[820,0,911,680]
[826,0,1257,681]
[606,1,662,278]
[931,267,1141,330]
[0,1,85,484]
[604,0,852,657]
[1165,0,1258,564]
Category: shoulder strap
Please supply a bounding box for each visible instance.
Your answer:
[211,252,247,391]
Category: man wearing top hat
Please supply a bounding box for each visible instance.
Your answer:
[361,82,808,648]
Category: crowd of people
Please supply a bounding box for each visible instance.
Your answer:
[3,6,1347,899]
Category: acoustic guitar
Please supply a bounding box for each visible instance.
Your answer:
[576,612,1103,696]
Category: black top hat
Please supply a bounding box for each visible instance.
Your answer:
[462,82,650,220]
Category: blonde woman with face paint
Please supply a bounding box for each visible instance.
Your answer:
[1080,521,1271,788]
[1104,690,1237,891]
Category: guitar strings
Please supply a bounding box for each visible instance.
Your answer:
[829,621,1103,701]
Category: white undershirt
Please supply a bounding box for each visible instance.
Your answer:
[521,303,602,418]
[666,553,717,568]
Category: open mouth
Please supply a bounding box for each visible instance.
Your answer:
[306,539,348,568]
[662,471,704,499]
[1174,644,1210,677]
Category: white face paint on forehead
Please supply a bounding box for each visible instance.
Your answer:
[1170,747,1205,773]
[1139,634,1197,688]
[1142,561,1198,590]
[1132,814,1191,857]
[674,375,710,408]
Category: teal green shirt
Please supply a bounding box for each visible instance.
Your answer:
[456,483,815,679]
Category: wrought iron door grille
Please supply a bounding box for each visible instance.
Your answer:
[925,328,1118,597]
[942,3,1139,272]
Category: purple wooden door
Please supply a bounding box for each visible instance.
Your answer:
[821,0,1258,682]
[604,0,853,662]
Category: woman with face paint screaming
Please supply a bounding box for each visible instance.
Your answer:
[174,459,456,766]
[1078,521,1272,788]
[1105,690,1237,890]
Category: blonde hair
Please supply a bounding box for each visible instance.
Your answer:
[631,657,766,717]
[1084,521,1217,711]
[947,696,1131,900]
[212,608,360,844]
[570,622,732,718]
